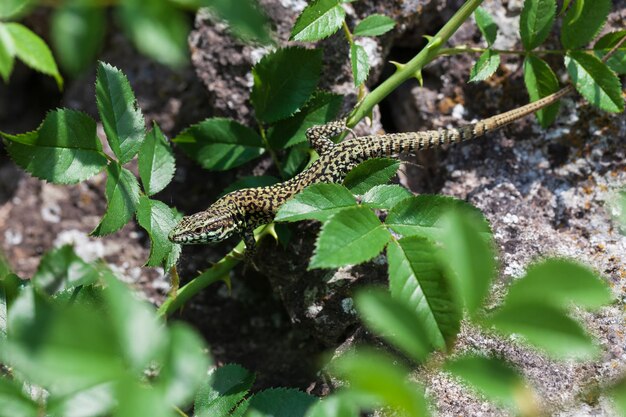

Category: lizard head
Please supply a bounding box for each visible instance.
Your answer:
[168,196,241,244]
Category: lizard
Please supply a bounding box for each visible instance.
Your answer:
[168,84,574,250]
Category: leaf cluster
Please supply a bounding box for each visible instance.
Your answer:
[0,62,180,269]
[470,0,623,126]
[290,0,396,87]
[173,47,344,179]
[0,0,271,81]
[0,246,209,417]
[0,247,323,417]
[275,158,620,415]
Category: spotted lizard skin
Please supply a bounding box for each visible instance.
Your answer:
[169,86,572,248]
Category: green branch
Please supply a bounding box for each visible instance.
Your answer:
[347,0,485,125]
[158,241,244,317]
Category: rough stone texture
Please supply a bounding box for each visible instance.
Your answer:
[1,0,625,415]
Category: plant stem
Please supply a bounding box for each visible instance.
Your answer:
[158,225,273,317]
[174,406,189,417]
[158,241,244,317]
[342,20,354,45]
[342,20,366,99]
[348,0,485,125]
[168,266,180,298]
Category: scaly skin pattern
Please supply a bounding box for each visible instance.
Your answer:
[169,86,572,247]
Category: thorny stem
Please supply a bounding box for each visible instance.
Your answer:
[158,241,243,317]
[348,0,485,125]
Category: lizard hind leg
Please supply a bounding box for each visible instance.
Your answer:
[305,118,347,154]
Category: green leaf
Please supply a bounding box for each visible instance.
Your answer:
[5,23,63,89]
[275,183,356,223]
[267,91,343,149]
[0,24,16,83]
[195,364,255,417]
[387,237,461,350]
[51,4,106,76]
[103,275,167,372]
[310,206,391,269]
[115,379,175,417]
[474,7,498,46]
[612,379,626,416]
[0,377,40,417]
[0,0,36,19]
[118,0,189,67]
[504,259,612,310]
[220,175,279,197]
[136,196,182,268]
[361,184,412,210]
[47,384,115,417]
[2,109,108,184]
[469,50,500,82]
[560,0,610,49]
[96,62,146,164]
[252,47,323,123]
[1,272,26,339]
[386,195,489,242]
[350,43,370,86]
[31,245,100,296]
[283,145,309,178]
[343,158,400,194]
[444,356,526,408]
[594,31,626,74]
[565,51,623,113]
[155,323,210,407]
[91,164,141,236]
[355,288,434,363]
[139,124,175,196]
[4,288,125,395]
[353,14,396,37]
[304,394,359,417]
[246,388,318,417]
[173,118,265,171]
[489,301,597,359]
[523,55,560,127]
[201,0,272,44]
[330,349,429,417]
[519,0,556,50]
[290,0,345,42]
[439,210,495,317]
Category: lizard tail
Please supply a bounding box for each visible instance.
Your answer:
[378,85,573,156]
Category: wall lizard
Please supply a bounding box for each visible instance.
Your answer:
[169,84,574,249]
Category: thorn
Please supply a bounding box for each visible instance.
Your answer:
[390,61,405,71]
[415,70,423,86]
[426,36,443,50]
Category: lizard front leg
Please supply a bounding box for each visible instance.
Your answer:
[305,118,347,154]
